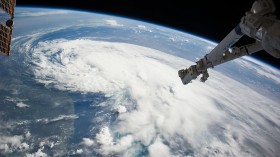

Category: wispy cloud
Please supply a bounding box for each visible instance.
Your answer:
[4,97,30,108]
[35,114,78,124]
[17,10,69,17]
[104,19,123,27]
[236,56,280,83]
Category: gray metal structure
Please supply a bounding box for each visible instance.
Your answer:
[178,0,280,85]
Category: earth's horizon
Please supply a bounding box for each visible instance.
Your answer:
[0,7,279,157]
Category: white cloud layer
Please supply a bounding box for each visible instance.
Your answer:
[18,10,69,17]
[104,19,123,27]
[26,39,280,156]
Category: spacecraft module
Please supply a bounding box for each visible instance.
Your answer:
[179,0,280,85]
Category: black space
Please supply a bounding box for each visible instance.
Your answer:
[17,0,280,68]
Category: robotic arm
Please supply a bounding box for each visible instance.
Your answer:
[178,0,280,85]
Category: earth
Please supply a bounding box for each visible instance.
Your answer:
[0,7,280,157]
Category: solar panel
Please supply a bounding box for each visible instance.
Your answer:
[0,0,16,17]
[0,23,12,55]
[0,0,16,56]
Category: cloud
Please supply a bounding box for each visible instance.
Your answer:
[17,10,69,17]
[24,138,59,157]
[76,149,83,154]
[4,97,30,108]
[0,136,23,147]
[132,25,153,33]
[104,19,123,27]
[236,56,280,84]
[0,135,25,153]
[94,126,134,155]
[4,97,28,102]
[21,39,280,156]
[95,126,113,146]
[25,148,47,157]
[25,131,31,139]
[137,25,153,32]
[0,126,32,154]
[39,141,55,149]
[16,102,30,108]
[0,144,9,153]
[81,138,94,147]
[49,114,79,122]
[35,114,78,124]
[19,142,29,151]
[149,138,172,157]
[115,105,127,113]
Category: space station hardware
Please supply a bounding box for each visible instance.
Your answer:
[178,0,280,85]
[0,0,16,56]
